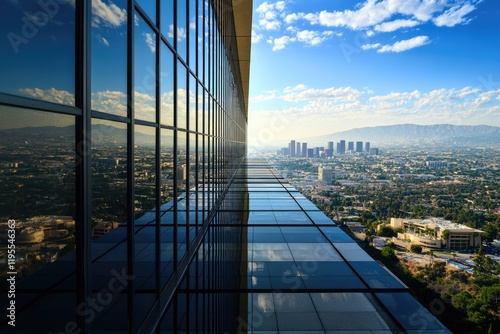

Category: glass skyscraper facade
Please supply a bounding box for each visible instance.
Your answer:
[0,1,449,333]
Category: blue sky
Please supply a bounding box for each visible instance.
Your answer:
[248,0,500,146]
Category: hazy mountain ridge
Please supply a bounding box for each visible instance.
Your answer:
[0,124,170,146]
[306,124,500,146]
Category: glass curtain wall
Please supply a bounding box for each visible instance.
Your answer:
[0,0,247,332]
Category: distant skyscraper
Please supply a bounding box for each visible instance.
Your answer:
[302,142,307,157]
[318,166,333,183]
[356,141,363,152]
[369,148,379,155]
[365,142,371,152]
[296,142,301,157]
[290,140,296,157]
[339,140,346,154]
[328,141,334,153]
[348,141,354,151]
[307,148,314,157]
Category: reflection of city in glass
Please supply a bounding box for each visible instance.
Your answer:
[0,107,76,281]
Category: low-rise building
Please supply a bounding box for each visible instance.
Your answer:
[390,217,484,250]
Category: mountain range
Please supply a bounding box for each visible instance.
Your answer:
[2,123,500,148]
[301,124,500,147]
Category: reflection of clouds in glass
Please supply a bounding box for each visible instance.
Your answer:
[161,91,174,109]
[92,90,127,115]
[135,90,155,121]
[96,34,110,46]
[143,32,156,52]
[256,293,274,313]
[177,88,187,109]
[92,0,127,28]
[167,25,187,42]
[19,87,75,105]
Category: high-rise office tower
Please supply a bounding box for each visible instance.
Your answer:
[302,142,308,157]
[290,139,296,157]
[328,141,334,155]
[318,166,333,183]
[296,141,301,157]
[0,1,448,333]
[348,141,354,151]
[365,141,371,152]
[356,141,363,152]
[339,140,346,154]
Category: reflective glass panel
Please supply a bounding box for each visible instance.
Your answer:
[177,61,188,129]
[91,0,127,116]
[133,125,157,329]
[189,0,197,68]
[160,128,174,287]
[177,130,188,261]
[91,119,127,238]
[0,106,76,330]
[160,0,174,46]
[136,0,155,24]
[177,0,187,60]
[0,1,75,104]
[134,12,156,122]
[197,83,204,133]
[189,73,197,132]
[134,125,156,223]
[0,106,76,280]
[161,42,174,126]
[197,0,204,77]
[90,118,128,331]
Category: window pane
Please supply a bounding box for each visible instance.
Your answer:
[136,0,155,24]
[161,0,174,46]
[134,125,156,222]
[189,73,197,133]
[197,83,204,134]
[134,13,156,122]
[177,130,188,262]
[134,124,157,330]
[0,106,76,329]
[160,128,174,288]
[161,43,174,126]
[189,0,197,68]
[90,119,128,332]
[91,119,127,237]
[0,2,75,105]
[177,62,187,129]
[91,0,127,116]
[177,0,187,61]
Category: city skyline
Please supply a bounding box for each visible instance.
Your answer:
[248,0,500,146]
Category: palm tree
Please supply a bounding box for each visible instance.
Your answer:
[442,230,450,249]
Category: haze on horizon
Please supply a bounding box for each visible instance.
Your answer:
[248,0,500,147]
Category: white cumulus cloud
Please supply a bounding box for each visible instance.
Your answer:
[374,19,421,32]
[378,35,430,53]
[20,87,75,105]
[433,3,476,27]
[92,0,127,28]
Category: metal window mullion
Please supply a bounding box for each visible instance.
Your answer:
[75,0,91,332]
[155,0,162,301]
[127,1,136,331]
[185,0,191,248]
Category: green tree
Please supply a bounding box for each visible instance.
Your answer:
[441,230,450,248]
[377,226,396,237]
[410,244,422,254]
[381,246,396,259]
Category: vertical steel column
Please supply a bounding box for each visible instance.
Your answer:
[127,0,136,330]
[75,0,92,332]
